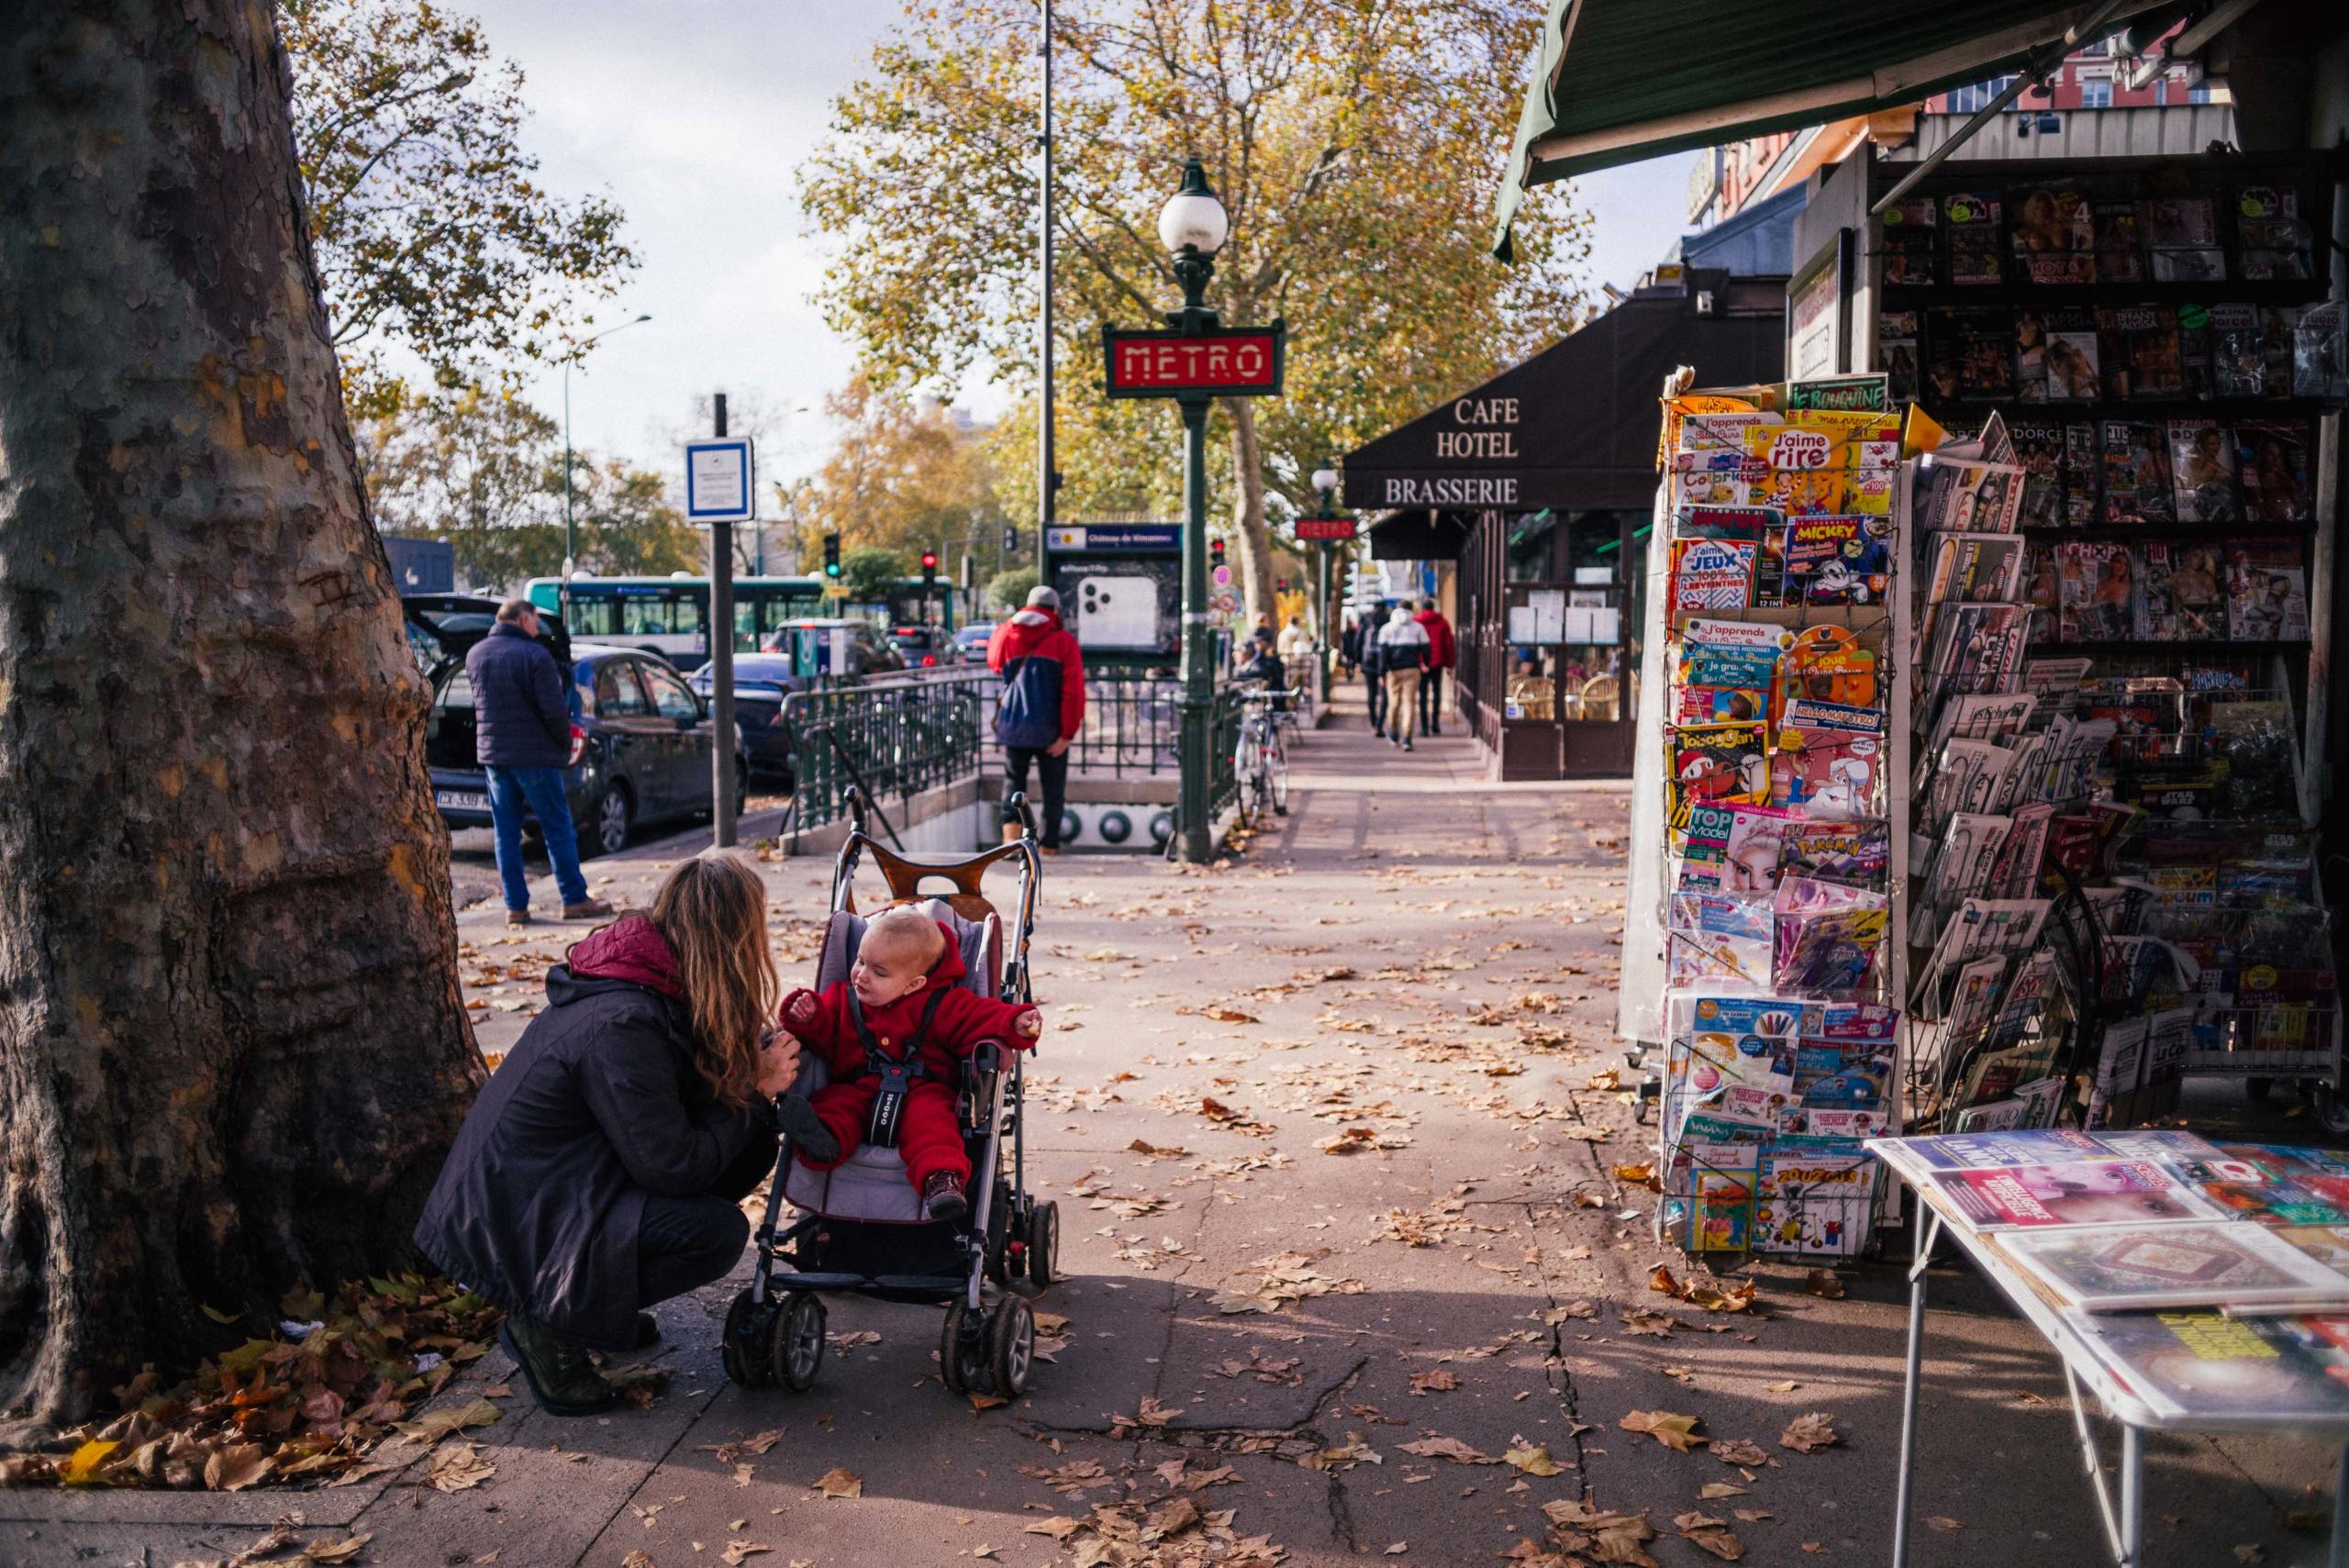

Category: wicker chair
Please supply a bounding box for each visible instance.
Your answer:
[1507,675,1555,720]
[1575,673,1620,722]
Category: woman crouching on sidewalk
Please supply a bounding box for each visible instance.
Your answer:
[416,851,798,1415]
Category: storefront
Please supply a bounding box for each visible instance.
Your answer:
[1341,267,1786,778]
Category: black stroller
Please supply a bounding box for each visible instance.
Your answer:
[720,792,1059,1399]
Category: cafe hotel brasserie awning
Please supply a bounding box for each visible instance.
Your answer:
[1341,271,1782,555]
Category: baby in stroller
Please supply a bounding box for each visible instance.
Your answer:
[775,906,1041,1223]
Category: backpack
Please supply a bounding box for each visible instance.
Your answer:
[994,655,1063,750]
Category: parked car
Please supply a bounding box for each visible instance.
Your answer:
[758,618,906,677]
[886,625,955,668]
[427,642,743,857]
[954,622,996,663]
[686,653,801,785]
[402,592,570,675]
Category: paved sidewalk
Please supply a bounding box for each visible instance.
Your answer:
[7,695,2340,1567]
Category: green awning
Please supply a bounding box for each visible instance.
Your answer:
[1494,0,2183,258]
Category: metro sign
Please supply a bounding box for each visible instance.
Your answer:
[1102,323,1286,399]
[1295,516,1357,542]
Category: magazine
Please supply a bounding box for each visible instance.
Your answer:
[1929,692,2037,753]
[2000,1221,2349,1312]
[2075,1310,2349,1423]
[2044,306,2100,401]
[1670,721,1771,814]
[1769,703,1886,821]
[2059,421,2099,526]
[1930,1160,2216,1229]
[1665,893,1775,990]
[2011,307,2050,400]
[1920,603,2029,713]
[2098,419,2176,525]
[2022,542,2061,645]
[2209,302,2267,398]
[2134,542,2182,640]
[1877,309,1920,404]
[1943,190,2005,286]
[2255,305,2300,396]
[2167,419,2241,524]
[2223,542,2308,641]
[1891,1129,2115,1172]
[2166,544,2228,639]
[1778,819,1890,891]
[1754,1152,1875,1255]
[1772,878,1887,998]
[2009,419,2064,528]
[2010,184,2094,284]
[1670,537,1757,611]
[1915,453,2027,534]
[1688,1141,1758,1252]
[2176,301,2216,401]
[2235,419,2311,522]
[2145,192,2223,282]
[1720,804,1793,895]
[2059,541,2132,642]
[1781,515,1892,606]
[2091,195,2144,284]
[2099,305,2184,401]
[2236,183,2312,281]
[1878,196,1938,286]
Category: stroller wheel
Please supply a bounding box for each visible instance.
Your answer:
[988,1295,1036,1397]
[1026,1200,1061,1288]
[721,1289,777,1389]
[938,1299,987,1396]
[772,1292,826,1392]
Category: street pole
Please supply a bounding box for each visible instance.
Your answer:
[1036,0,1056,578]
[1176,395,1212,863]
[1318,540,1333,703]
[709,393,738,849]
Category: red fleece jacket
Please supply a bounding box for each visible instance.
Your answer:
[779,920,1038,1081]
[566,916,685,998]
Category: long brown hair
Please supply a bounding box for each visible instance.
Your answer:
[647,851,776,1106]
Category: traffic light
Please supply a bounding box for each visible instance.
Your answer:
[823,532,841,578]
[1275,577,1289,594]
[1209,538,1226,567]
[920,550,939,588]
[1003,525,1020,553]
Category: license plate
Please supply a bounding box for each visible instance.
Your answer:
[436,790,491,812]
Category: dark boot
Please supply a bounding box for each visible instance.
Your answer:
[775,1093,840,1163]
[500,1315,617,1416]
[922,1170,969,1224]
[634,1311,662,1349]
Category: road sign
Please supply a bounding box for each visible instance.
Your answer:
[685,439,754,522]
[1211,592,1238,613]
[1101,324,1286,399]
[1296,516,1357,541]
[1211,564,1231,587]
[821,581,849,598]
[1047,524,1180,553]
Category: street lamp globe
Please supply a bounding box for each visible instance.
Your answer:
[1311,466,1338,495]
[1157,157,1229,255]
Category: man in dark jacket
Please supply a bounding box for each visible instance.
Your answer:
[1359,606,1387,733]
[1414,596,1457,737]
[465,598,612,926]
[985,585,1085,852]
[415,915,798,1413]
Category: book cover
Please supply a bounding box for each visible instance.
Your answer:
[2044,306,2100,401]
[1932,1160,2216,1229]
[2092,195,2145,284]
[2001,1221,2349,1312]
[2236,183,2312,281]
[2167,419,2241,524]
[2099,305,2185,401]
[2010,184,2094,284]
[1943,189,2006,286]
[2099,419,2176,524]
[2235,418,2312,522]
[2145,192,2223,282]
[2224,541,2308,641]
[1878,196,1938,286]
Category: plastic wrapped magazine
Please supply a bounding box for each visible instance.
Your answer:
[1666,894,1775,991]
[1928,1160,2218,1229]
[2167,419,2241,525]
[1778,818,1891,892]
[2073,1310,2349,1423]
[2000,1221,2349,1313]
[2235,418,2312,523]
[1772,877,1888,998]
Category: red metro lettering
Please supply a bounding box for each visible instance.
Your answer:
[1114,335,1276,389]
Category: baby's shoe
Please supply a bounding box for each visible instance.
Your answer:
[922,1170,969,1223]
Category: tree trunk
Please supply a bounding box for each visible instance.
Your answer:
[0,0,483,1432]
[1220,396,1275,628]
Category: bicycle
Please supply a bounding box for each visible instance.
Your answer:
[1231,685,1296,822]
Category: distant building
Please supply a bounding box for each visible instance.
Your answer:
[383,535,454,595]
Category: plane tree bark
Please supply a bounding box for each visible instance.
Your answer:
[0,0,482,1432]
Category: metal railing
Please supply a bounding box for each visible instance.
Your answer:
[974,673,1186,778]
[1208,684,1245,816]
[781,673,985,837]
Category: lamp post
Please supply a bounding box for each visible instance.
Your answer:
[1160,158,1229,865]
[1310,466,1341,705]
[561,312,652,628]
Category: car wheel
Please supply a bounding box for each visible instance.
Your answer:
[584,783,632,859]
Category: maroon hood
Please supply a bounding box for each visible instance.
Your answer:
[564,915,685,999]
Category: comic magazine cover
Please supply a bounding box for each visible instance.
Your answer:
[2167,419,2241,524]
[2225,541,2309,641]
[1781,516,1891,606]
[1772,878,1887,997]
[1689,1142,1758,1252]
[1877,310,1919,404]
[2010,184,2094,284]
[1670,537,1757,611]
[1878,196,1938,285]
[1675,685,1768,724]
[2210,303,2266,397]
[2134,542,2183,640]
[1776,625,1879,714]
[2146,192,2223,282]
[2237,183,2313,281]
[2099,418,2176,524]
[1679,619,1791,691]
[2167,544,2228,638]
[1676,504,1782,538]
[1665,895,1775,990]
[2092,195,2145,283]
[1720,805,1793,895]
[2010,419,2064,527]
[2044,306,2100,400]
[1754,1152,1876,1256]
[2060,421,2100,525]
[1779,819,1891,891]
[1670,722,1771,814]
[1932,1160,2217,1229]
[1943,189,2005,285]
[2236,418,2312,521]
[1770,714,1884,821]
[1679,802,1735,866]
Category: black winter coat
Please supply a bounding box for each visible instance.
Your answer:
[464,621,571,768]
[414,959,777,1350]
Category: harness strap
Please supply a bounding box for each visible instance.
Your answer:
[848,983,953,1150]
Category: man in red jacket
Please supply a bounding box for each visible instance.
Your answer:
[1414,597,1457,737]
[985,584,1085,852]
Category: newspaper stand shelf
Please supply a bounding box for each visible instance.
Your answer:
[1868,1134,2349,1568]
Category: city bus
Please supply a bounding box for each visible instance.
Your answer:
[523,574,962,665]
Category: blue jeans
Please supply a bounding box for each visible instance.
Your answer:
[484,765,589,912]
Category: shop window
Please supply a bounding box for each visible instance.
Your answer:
[2079,76,2112,108]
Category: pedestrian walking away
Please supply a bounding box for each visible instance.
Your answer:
[465,596,613,926]
[1375,604,1431,751]
[1414,596,1457,737]
[1339,611,1363,679]
[414,852,803,1415]
[986,584,1085,853]
[1358,608,1387,733]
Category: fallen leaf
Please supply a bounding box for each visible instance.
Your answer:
[1397,1436,1497,1464]
[1385,1545,1408,1556]
[813,1466,863,1498]
[1408,1370,1460,1395]
[722,1544,774,1565]
[1779,1413,1839,1454]
[1805,1270,1846,1300]
[1699,1483,1747,1500]
[1926,1517,1963,1531]
[1502,1441,1562,1476]
[204,1442,273,1492]
[1614,1162,1656,1184]
[199,1303,242,1325]
[967,1392,1009,1412]
[1765,1380,1798,1394]
[624,1554,654,1568]
[1620,1410,1706,1452]
[429,1442,495,1493]
[1675,1511,1747,1561]
[306,1536,373,1565]
[391,1395,502,1446]
[1711,1439,1770,1467]
[1203,1006,1259,1023]
[2235,1546,2266,1563]
[60,1440,117,1486]
[1024,1518,1082,1540]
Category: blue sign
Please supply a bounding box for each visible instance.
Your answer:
[1046,524,1180,553]
[685,439,754,521]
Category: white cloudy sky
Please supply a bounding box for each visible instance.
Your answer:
[447,0,1698,484]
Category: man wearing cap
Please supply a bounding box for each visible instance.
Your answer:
[985,585,1086,853]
